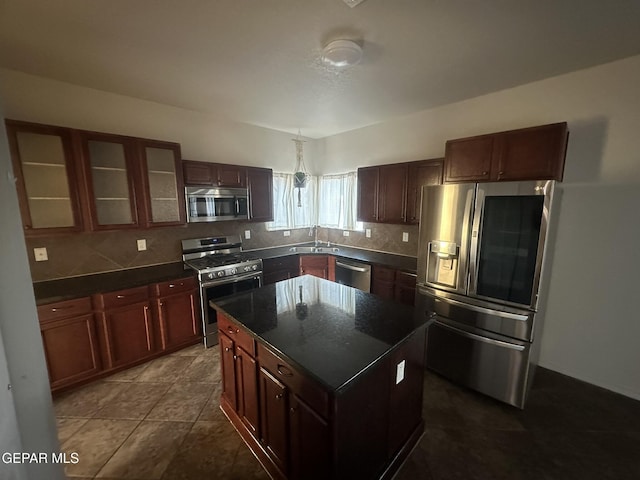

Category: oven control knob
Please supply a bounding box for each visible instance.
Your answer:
[217,271,225,278]
[229,268,237,275]
[252,264,258,271]
[208,273,214,279]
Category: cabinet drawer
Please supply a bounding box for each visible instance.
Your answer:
[38,297,93,323]
[373,265,395,282]
[96,286,150,309]
[263,255,298,271]
[257,343,329,418]
[153,276,197,297]
[218,314,255,357]
[299,255,328,267]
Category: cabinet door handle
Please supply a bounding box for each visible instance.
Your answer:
[117,295,125,299]
[224,347,231,352]
[159,302,163,307]
[275,393,284,400]
[277,364,294,377]
[169,284,175,288]
[290,407,297,413]
[51,306,71,312]
[227,326,237,335]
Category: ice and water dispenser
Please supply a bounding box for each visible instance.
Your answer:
[426,240,460,289]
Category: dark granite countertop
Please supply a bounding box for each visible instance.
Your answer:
[33,262,195,305]
[248,243,418,273]
[211,275,426,393]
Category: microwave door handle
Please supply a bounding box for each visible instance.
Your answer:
[234,197,240,217]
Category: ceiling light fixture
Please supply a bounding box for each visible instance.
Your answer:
[321,39,363,69]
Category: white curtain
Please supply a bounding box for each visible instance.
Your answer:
[267,173,317,231]
[318,172,361,231]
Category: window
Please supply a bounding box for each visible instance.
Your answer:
[318,172,362,231]
[267,173,317,231]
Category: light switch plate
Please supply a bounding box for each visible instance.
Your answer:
[343,231,350,237]
[244,230,251,239]
[402,232,409,242]
[284,230,291,237]
[137,239,147,251]
[365,228,371,238]
[34,247,48,262]
[396,360,406,384]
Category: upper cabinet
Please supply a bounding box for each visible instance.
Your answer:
[247,167,273,222]
[183,160,246,188]
[5,120,187,234]
[357,159,443,225]
[138,140,186,226]
[444,122,568,183]
[6,120,85,235]
[80,132,139,229]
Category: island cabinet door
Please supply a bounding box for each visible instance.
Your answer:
[259,367,289,476]
[289,394,331,480]
[220,333,238,410]
[236,346,260,437]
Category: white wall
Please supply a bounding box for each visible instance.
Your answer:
[0,102,65,479]
[0,68,318,173]
[320,55,640,400]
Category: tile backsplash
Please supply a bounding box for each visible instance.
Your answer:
[27,222,419,282]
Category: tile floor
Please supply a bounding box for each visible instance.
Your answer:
[55,344,640,480]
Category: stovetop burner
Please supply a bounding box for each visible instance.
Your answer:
[186,252,260,270]
[181,235,263,280]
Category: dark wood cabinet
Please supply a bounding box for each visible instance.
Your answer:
[152,277,200,351]
[37,297,101,392]
[358,159,443,225]
[444,122,568,183]
[219,314,260,436]
[263,255,300,285]
[93,286,155,369]
[289,394,331,480]
[371,265,416,306]
[182,160,247,187]
[357,163,408,223]
[247,166,273,222]
[5,120,85,235]
[405,159,443,224]
[259,368,290,476]
[300,255,329,279]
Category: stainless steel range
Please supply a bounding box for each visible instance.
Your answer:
[182,235,263,347]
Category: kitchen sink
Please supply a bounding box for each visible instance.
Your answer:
[288,246,340,253]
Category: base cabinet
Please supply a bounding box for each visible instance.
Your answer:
[152,277,200,351]
[218,313,425,480]
[372,265,417,306]
[38,297,101,391]
[263,255,300,285]
[300,255,335,281]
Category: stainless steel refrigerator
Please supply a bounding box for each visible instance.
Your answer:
[416,180,555,408]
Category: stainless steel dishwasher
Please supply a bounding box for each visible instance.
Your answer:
[335,258,371,292]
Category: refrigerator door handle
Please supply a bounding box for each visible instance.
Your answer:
[468,186,484,294]
[458,188,475,293]
[434,320,526,351]
[434,296,529,322]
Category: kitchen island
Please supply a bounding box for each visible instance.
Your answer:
[210,275,427,480]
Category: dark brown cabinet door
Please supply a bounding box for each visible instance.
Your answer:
[357,166,379,222]
[406,159,443,224]
[5,120,85,234]
[236,347,260,436]
[79,131,139,230]
[394,271,417,306]
[97,301,154,368]
[445,135,494,183]
[378,163,408,223]
[300,255,328,279]
[494,122,568,181]
[371,265,396,300]
[138,140,186,226]
[263,256,299,285]
[183,160,215,185]
[40,313,101,391]
[247,167,273,222]
[289,394,330,480]
[220,332,238,410]
[217,163,247,187]
[260,368,289,476]
[156,289,200,351]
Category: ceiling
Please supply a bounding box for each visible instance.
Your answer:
[1,0,640,139]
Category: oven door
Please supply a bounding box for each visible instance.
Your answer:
[199,272,262,347]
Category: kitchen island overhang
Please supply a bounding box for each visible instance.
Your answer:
[210,275,428,480]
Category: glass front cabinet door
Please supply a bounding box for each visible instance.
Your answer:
[6,121,84,234]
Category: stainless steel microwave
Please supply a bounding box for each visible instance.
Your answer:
[186,186,249,222]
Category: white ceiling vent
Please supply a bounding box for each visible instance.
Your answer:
[342,0,367,8]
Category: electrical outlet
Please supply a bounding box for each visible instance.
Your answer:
[284,230,291,237]
[137,239,147,251]
[343,231,350,237]
[402,232,409,242]
[365,228,371,238]
[244,230,251,240]
[34,247,48,262]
